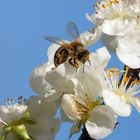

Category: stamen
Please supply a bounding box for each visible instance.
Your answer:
[0,118,8,126]
[3,97,26,106]
[94,0,128,19]
[104,71,113,89]
[104,67,140,102]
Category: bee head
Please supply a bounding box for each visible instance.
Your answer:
[78,50,90,64]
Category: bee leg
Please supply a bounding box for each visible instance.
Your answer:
[68,58,79,72]
[88,60,91,66]
[51,66,57,70]
[82,64,85,73]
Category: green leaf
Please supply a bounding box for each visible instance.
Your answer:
[91,100,100,109]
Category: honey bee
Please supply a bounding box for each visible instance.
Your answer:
[45,22,91,72]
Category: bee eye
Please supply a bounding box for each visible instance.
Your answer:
[78,52,83,58]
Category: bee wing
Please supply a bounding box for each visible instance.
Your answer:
[65,22,80,41]
[45,36,65,46]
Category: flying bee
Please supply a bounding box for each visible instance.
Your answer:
[45,22,91,72]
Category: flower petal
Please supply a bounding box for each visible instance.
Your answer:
[101,34,119,52]
[60,94,81,121]
[103,90,132,117]
[102,19,136,36]
[76,72,103,100]
[89,47,111,71]
[116,29,140,69]
[45,64,75,100]
[85,105,116,139]
[86,13,104,25]
[47,43,61,65]
[129,96,140,112]
[30,64,55,94]
[28,96,57,118]
[0,104,27,123]
[80,26,102,47]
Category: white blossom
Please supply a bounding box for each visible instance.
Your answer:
[27,96,61,140]
[61,84,116,139]
[86,0,138,36]
[116,28,140,69]
[60,47,116,139]
[103,67,140,117]
[79,26,102,46]
[86,0,140,69]
[0,99,30,140]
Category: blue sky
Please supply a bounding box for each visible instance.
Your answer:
[0,0,140,140]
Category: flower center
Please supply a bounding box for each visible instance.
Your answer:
[94,0,129,19]
[104,67,140,102]
[71,94,100,122]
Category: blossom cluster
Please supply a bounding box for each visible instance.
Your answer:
[0,0,140,140]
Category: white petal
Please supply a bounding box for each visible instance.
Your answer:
[80,26,102,47]
[29,63,56,95]
[76,47,110,99]
[27,96,60,139]
[101,34,119,52]
[127,3,140,17]
[102,19,136,36]
[64,62,77,78]
[76,72,103,100]
[85,105,116,139]
[103,90,132,117]
[0,104,27,123]
[47,43,61,65]
[117,29,140,69]
[129,96,140,112]
[27,117,60,140]
[89,47,111,71]
[61,94,81,121]
[28,96,57,118]
[86,121,112,139]
[45,65,75,99]
[86,13,104,25]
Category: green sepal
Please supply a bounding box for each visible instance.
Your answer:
[0,135,7,140]
[69,121,82,138]
[11,124,31,140]
[11,118,36,126]
[0,132,9,140]
[91,100,100,109]
[0,126,11,140]
[22,112,31,119]
[3,126,12,133]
